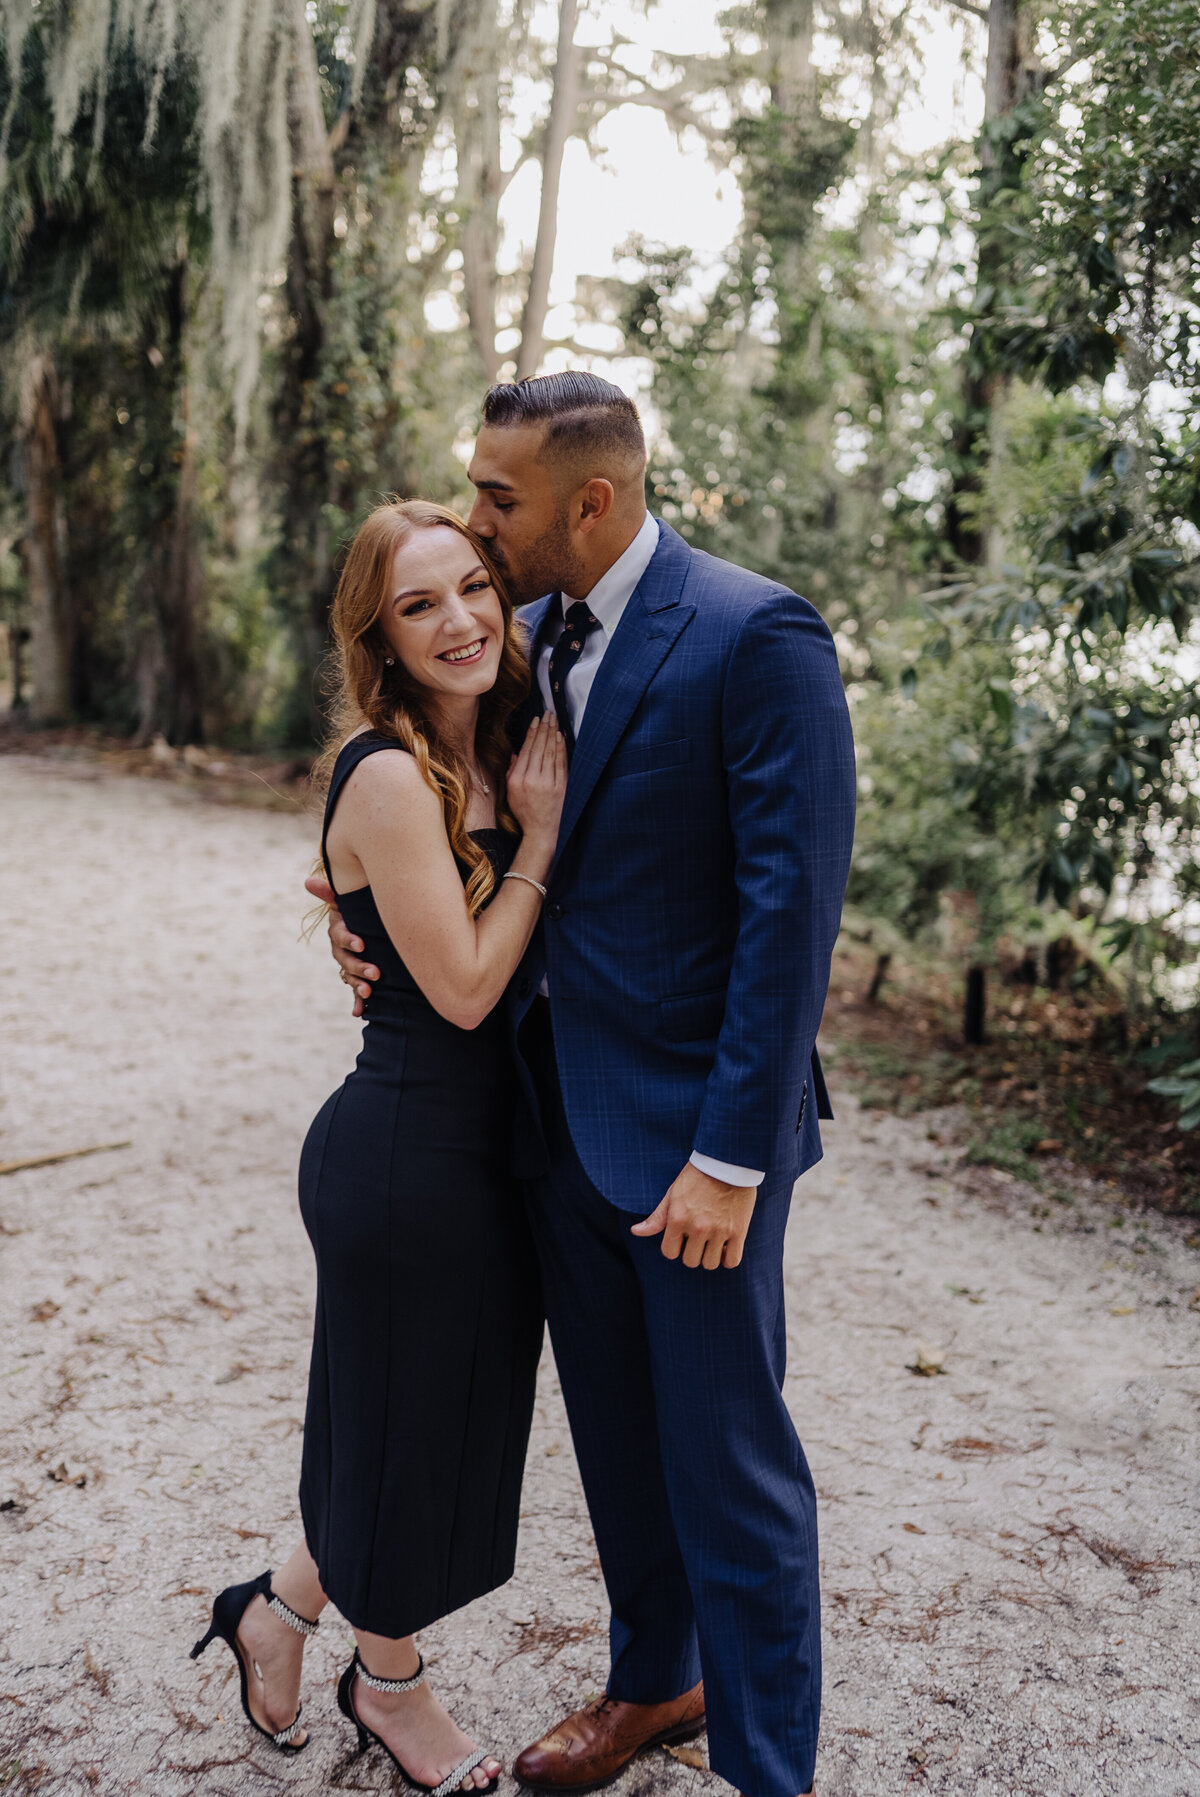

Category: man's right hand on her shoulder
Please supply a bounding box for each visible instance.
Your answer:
[304,874,379,1018]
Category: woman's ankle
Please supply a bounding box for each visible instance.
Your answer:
[354,1630,421,1683]
[270,1544,327,1624]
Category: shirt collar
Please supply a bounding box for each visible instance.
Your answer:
[560,511,660,636]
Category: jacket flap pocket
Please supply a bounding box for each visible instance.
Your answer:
[659,987,727,1043]
[610,737,690,779]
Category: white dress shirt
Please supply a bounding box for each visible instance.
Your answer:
[536,511,765,1191]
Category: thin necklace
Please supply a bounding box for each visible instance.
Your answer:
[470,764,491,796]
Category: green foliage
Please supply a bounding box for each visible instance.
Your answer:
[1145,1062,1200,1133]
[1,0,1198,1137]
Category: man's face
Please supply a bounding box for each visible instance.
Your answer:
[466,424,586,606]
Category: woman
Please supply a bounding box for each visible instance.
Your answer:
[191,499,565,1795]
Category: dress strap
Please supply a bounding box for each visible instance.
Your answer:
[320,731,410,898]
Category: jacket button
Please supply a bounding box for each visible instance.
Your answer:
[546,901,565,921]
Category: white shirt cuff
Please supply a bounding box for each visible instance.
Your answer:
[689,1150,765,1188]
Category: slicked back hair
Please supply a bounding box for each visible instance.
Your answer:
[481,372,647,486]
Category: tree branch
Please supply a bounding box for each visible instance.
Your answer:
[583,85,726,147]
[944,0,988,22]
[1034,47,1086,92]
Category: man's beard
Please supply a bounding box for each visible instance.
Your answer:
[498,504,587,606]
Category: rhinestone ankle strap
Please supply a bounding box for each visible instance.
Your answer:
[273,1710,305,1747]
[267,1591,319,1638]
[355,1651,426,1693]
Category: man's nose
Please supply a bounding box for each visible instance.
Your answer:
[466,495,492,536]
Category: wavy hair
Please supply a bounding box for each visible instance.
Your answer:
[314,499,530,917]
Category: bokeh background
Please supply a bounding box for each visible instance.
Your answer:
[1,0,1198,1202]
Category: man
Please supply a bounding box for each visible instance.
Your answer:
[321,372,855,1797]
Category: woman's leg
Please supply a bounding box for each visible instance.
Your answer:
[351,1628,501,1792]
[235,1542,327,1746]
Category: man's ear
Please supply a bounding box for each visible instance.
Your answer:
[576,478,616,533]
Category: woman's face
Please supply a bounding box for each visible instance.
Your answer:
[379,526,506,703]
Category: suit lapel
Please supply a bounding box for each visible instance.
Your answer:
[509,594,557,749]
[553,524,695,867]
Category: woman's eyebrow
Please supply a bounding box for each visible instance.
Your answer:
[393,564,486,602]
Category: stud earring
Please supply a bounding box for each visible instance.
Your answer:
[384,656,395,665]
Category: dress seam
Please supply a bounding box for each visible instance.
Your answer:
[363,1022,407,1624]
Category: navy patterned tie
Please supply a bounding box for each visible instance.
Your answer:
[547,600,601,755]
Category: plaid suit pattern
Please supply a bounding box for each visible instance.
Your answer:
[511,520,855,1213]
[510,520,855,1797]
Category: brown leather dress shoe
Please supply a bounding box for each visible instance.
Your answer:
[513,1684,706,1792]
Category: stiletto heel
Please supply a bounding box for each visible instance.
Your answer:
[190,1568,318,1753]
[189,1619,220,1659]
[336,1650,500,1796]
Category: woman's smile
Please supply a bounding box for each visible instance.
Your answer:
[437,637,488,665]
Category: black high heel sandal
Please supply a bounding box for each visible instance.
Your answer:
[190,1568,318,1753]
[337,1649,500,1796]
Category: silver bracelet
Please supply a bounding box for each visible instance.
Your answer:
[503,870,548,899]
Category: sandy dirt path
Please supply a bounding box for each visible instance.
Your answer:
[1,756,1198,1797]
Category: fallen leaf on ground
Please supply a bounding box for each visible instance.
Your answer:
[0,1141,131,1177]
[544,1443,562,1457]
[947,1437,1010,1459]
[664,1745,706,1768]
[93,1544,115,1563]
[1033,1139,1064,1154]
[196,1289,234,1321]
[908,1343,946,1377]
[903,1522,926,1534]
[1110,1306,1136,1316]
[47,1463,86,1487]
[30,1300,59,1322]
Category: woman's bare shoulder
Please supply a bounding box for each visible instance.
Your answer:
[340,739,438,815]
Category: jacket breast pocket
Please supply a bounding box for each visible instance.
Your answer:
[610,737,690,780]
[659,987,727,1043]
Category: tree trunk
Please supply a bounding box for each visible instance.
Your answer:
[866,951,891,1004]
[161,377,205,743]
[20,355,69,724]
[457,4,503,382]
[273,0,338,742]
[516,0,580,381]
[765,0,817,110]
[945,0,1035,568]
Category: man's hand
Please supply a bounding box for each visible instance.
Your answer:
[630,1162,757,1270]
[304,874,380,1019]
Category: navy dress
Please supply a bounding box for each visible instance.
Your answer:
[298,732,542,1638]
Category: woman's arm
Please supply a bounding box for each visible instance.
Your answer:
[333,718,565,1030]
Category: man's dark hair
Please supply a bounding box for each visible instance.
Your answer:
[481,372,646,480]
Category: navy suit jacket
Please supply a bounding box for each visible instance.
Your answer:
[509,519,856,1214]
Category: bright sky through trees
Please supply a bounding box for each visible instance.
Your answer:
[481,0,986,382]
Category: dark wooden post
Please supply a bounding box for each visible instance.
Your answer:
[964,964,987,1044]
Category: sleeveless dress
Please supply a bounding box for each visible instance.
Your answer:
[297,732,543,1638]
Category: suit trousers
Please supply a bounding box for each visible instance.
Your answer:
[521,1001,821,1797]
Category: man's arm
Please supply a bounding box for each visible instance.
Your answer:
[305,875,379,1018]
[633,591,854,1267]
[693,589,855,1169]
